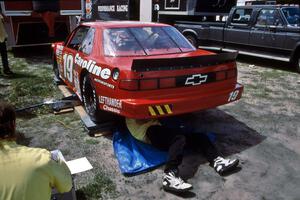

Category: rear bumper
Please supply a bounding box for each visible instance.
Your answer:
[108,83,243,119]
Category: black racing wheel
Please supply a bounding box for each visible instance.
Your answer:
[82,74,114,123]
[295,52,300,73]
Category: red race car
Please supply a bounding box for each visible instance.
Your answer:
[52,21,243,122]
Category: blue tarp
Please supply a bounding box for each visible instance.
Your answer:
[113,129,168,175]
[112,117,216,175]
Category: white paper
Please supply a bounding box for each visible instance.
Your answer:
[66,157,93,174]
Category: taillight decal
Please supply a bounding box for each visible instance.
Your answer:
[155,105,165,115]
[164,105,173,114]
[148,104,173,116]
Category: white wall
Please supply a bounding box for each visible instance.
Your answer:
[237,0,246,6]
[140,0,152,22]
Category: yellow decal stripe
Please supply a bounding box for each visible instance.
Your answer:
[155,105,165,115]
[148,106,157,116]
[164,105,173,114]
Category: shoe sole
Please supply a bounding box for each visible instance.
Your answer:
[163,185,193,193]
[219,159,239,175]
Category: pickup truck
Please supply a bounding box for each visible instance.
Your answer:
[175,5,300,72]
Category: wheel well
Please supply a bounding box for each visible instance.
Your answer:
[183,31,197,39]
[292,45,300,61]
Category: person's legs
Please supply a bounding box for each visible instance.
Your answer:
[146,126,192,192]
[186,132,219,164]
[0,41,12,74]
[146,125,185,173]
[186,132,239,175]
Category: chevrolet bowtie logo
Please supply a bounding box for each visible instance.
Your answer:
[185,74,208,86]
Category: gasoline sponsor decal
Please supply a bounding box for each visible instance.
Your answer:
[148,104,173,116]
[74,53,111,80]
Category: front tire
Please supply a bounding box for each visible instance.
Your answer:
[295,52,300,73]
[185,34,198,48]
[82,74,114,123]
[53,57,62,80]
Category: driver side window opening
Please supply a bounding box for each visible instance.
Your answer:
[231,9,253,25]
[67,27,89,50]
[80,28,95,55]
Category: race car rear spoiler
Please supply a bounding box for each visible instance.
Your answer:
[131,52,238,72]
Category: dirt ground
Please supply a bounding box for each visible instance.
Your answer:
[0,49,299,200]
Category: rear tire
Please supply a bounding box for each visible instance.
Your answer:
[82,74,114,123]
[295,52,300,73]
[185,34,198,48]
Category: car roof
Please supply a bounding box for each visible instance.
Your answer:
[81,21,170,29]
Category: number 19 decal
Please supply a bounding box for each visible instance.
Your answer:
[228,90,239,102]
[63,54,73,83]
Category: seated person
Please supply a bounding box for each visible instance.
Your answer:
[0,101,72,200]
[126,118,239,193]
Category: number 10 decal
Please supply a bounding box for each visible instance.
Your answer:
[63,54,73,83]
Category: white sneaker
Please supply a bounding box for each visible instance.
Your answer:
[162,171,193,192]
[213,156,239,175]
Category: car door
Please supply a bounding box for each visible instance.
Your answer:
[249,9,286,50]
[265,9,286,50]
[224,8,253,48]
[61,26,90,89]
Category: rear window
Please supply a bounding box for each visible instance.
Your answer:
[282,7,300,26]
[103,26,196,57]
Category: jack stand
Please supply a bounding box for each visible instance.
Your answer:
[57,85,115,137]
[53,76,64,85]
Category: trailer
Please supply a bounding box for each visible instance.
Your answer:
[1,0,82,48]
[82,0,143,21]
[156,0,237,24]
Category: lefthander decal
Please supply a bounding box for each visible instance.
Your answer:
[99,96,122,114]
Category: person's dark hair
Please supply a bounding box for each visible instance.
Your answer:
[0,101,16,139]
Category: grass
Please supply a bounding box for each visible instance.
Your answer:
[2,53,60,109]
[76,171,118,200]
[1,51,118,199]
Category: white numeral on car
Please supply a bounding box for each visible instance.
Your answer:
[63,54,73,83]
[228,90,239,102]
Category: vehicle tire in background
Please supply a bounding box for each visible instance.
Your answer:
[53,58,62,82]
[82,74,114,123]
[295,52,300,73]
[185,34,198,48]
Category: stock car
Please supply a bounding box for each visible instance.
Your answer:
[52,21,243,122]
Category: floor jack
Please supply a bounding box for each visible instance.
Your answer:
[15,94,81,114]
[16,83,115,137]
[17,93,115,136]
